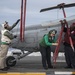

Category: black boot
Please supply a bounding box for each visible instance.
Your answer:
[48,65,53,68]
[43,66,48,70]
[0,67,10,71]
[65,66,72,68]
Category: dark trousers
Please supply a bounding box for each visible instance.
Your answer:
[64,45,75,68]
[40,45,52,68]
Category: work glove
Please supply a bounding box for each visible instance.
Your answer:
[14,35,17,38]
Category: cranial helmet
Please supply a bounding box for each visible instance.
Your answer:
[2,21,8,28]
[49,29,57,35]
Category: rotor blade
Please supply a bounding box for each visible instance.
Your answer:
[11,15,75,33]
[40,3,75,12]
[41,15,75,27]
[40,6,58,12]
[64,3,75,8]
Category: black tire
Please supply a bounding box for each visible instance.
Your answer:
[6,56,17,67]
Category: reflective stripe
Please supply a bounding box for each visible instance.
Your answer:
[1,29,12,43]
[1,42,10,45]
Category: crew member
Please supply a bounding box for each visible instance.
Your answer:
[63,22,75,68]
[0,19,20,71]
[39,29,58,69]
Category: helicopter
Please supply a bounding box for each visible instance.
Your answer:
[0,2,75,67]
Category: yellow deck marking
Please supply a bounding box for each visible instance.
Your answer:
[72,72,75,74]
[21,73,46,75]
[0,73,5,75]
[0,72,46,75]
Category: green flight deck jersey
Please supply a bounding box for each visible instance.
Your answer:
[39,34,56,47]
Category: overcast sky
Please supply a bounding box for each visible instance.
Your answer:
[0,0,75,25]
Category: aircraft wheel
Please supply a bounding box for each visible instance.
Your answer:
[6,56,17,67]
